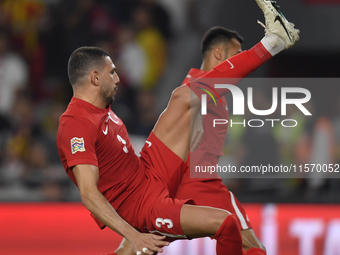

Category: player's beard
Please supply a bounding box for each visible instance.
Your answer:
[100,83,115,107]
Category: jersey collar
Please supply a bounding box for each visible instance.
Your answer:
[70,97,111,114]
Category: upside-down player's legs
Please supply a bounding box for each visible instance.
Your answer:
[153,86,200,162]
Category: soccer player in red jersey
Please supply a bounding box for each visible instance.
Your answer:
[57,1,299,255]
[58,47,243,255]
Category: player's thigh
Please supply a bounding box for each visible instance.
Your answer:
[241,228,266,251]
[115,238,135,255]
[180,204,231,238]
[153,85,200,161]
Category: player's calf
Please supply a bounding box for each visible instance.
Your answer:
[181,205,243,255]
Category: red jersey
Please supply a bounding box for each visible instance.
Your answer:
[57,98,146,222]
[57,97,192,235]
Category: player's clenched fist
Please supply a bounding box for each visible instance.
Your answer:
[128,233,169,255]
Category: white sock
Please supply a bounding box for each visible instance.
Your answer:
[261,34,285,56]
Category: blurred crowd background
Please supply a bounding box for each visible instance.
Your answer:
[0,0,340,203]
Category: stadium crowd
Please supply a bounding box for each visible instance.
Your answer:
[0,0,339,203]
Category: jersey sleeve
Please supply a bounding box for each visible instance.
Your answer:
[58,117,98,168]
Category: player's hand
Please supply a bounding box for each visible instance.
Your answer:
[128,233,169,255]
[190,114,204,152]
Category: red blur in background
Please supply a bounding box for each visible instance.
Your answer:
[0,203,121,255]
[1,203,340,255]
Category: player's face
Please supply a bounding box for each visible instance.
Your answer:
[100,56,119,106]
[225,38,242,60]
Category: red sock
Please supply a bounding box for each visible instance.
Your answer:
[100,253,118,255]
[246,248,267,255]
[214,215,243,255]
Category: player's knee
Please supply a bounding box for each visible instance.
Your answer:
[171,85,200,110]
[171,86,191,109]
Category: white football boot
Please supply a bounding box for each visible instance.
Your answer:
[255,0,300,49]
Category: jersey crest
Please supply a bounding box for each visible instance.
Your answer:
[70,137,85,154]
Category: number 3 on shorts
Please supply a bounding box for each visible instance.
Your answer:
[155,218,173,229]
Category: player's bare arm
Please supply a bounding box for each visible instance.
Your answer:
[72,164,169,255]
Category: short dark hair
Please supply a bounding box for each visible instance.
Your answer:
[67,46,110,86]
[201,27,244,57]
